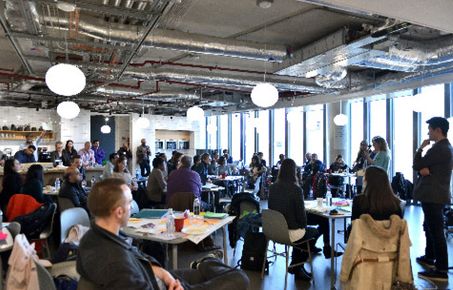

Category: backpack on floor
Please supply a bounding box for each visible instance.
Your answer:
[240,231,268,273]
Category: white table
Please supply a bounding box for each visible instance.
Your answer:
[123,214,235,269]
[305,199,352,290]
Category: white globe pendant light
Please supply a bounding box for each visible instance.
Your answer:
[187,105,204,121]
[46,64,86,96]
[137,116,150,128]
[57,101,80,119]
[333,114,348,126]
[251,83,279,108]
[100,124,111,134]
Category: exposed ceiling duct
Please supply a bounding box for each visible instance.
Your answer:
[5,1,288,62]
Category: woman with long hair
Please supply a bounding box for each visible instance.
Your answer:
[0,159,22,208]
[112,156,138,191]
[352,165,402,221]
[365,136,391,174]
[22,164,51,203]
[62,139,78,166]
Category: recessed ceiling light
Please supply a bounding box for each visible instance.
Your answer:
[257,0,273,9]
[57,2,76,12]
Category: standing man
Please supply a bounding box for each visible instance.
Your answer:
[79,141,95,167]
[413,117,453,282]
[91,140,105,165]
[136,138,151,177]
[20,131,46,161]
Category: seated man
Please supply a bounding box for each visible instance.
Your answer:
[193,153,210,185]
[59,167,88,212]
[167,155,202,205]
[70,154,86,181]
[77,178,249,290]
[14,145,36,163]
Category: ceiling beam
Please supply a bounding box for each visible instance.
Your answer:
[297,0,453,34]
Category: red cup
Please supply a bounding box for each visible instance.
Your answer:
[175,217,186,232]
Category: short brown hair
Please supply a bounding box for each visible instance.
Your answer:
[88,178,127,217]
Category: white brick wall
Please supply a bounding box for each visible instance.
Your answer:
[60,109,91,151]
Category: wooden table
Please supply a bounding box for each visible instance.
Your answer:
[123,212,235,269]
[305,199,352,290]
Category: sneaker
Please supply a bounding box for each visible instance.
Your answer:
[418,269,448,282]
[416,256,435,268]
[190,250,224,269]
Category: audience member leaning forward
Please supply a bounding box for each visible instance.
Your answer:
[76,178,249,290]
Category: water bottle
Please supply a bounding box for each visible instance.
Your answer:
[166,208,175,235]
[193,197,201,215]
[91,177,96,187]
[0,209,3,230]
[135,168,140,179]
[325,192,332,207]
[54,178,60,192]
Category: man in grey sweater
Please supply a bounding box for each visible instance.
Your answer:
[413,116,453,282]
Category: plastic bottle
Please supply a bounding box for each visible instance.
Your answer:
[325,192,332,207]
[166,208,175,235]
[135,168,140,179]
[193,198,201,216]
[90,177,96,187]
[54,178,60,192]
[0,209,3,229]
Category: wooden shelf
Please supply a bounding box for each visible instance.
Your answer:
[0,130,54,141]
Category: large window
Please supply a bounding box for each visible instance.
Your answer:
[273,108,286,166]
[206,116,217,149]
[350,99,364,166]
[257,110,270,166]
[231,113,241,162]
[369,96,387,140]
[287,107,304,165]
[305,105,324,162]
[219,114,229,152]
[393,91,415,181]
[420,84,445,140]
[244,112,256,164]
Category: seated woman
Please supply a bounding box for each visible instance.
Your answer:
[248,155,265,190]
[268,158,320,281]
[0,159,23,210]
[112,156,138,191]
[216,156,231,176]
[21,164,51,203]
[352,165,403,221]
[146,157,167,204]
[328,155,349,197]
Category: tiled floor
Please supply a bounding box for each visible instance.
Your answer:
[177,203,453,289]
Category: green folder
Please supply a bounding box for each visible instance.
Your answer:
[204,212,228,219]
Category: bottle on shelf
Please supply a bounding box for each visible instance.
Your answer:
[193,197,201,215]
[54,178,61,192]
[166,208,175,236]
[90,177,96,187]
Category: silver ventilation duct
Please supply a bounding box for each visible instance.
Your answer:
[5,1,288,63]
[95,87,200,101]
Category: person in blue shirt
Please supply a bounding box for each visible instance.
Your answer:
[193,153,210,185]
[91,140,105,165]
[14,145,36,163]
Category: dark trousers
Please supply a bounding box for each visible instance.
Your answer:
[307,212,330,247]
[422,202,448,271]
[291,227,319,264]
[139,159,150,177]
[174,258,249,290]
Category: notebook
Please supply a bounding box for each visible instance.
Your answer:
[133,209,168,219]
[203,212,228,219]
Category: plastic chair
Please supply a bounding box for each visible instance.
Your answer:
[6,222,21,239]
[167,192,195,212]
[60,207,90,243]
[35,260,57,290]
[260,209,314,289]
[31,202,57,259]
[130,200,140,216]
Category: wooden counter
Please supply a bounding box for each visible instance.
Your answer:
[0,163,104,192]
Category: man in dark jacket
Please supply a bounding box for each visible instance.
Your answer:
[77,178,249,290]
[193,153,210,185]
[413,117,453,282]
[59,167,88,212]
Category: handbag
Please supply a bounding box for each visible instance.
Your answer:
[391,228,416,290]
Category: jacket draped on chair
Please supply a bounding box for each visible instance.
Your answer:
[340,214,413,290]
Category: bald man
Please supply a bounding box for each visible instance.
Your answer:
[58,167,88,212]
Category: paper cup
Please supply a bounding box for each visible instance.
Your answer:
[175,217,186,232]
[317,198,323,207]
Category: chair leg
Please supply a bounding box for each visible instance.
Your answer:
[284,245,288,290]
[306,241,315,285]
[261,240,269,279]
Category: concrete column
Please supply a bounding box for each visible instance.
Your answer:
[327,101,350,166]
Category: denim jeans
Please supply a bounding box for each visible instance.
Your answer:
[422,202,448,271]
[139,159,150,177]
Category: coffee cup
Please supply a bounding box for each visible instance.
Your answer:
[175,217,186,232]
